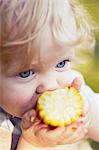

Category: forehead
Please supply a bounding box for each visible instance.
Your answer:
[31,27,74,69]
[1,26,74,75]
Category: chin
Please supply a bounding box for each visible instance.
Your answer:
[8,108,25,118]
[17,106,33,118]
[9,111,22,118]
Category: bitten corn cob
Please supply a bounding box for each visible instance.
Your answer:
[37,87,83,127]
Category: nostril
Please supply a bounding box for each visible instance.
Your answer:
[36,91,39,94]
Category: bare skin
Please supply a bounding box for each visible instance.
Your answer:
[0,27,90,148]
[20,78,89,148]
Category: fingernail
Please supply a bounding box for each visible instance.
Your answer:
[81,114,85,117]
[71,127,77,132]
[31,116,35,122]
[80,121,83,124]
[84,129,88,133]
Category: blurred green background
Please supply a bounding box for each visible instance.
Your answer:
[77,0,99,149]
[77,0,99,93]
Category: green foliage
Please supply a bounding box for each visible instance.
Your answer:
[76,55,99,92]
[80,0,99,24]
[76,0,99,93]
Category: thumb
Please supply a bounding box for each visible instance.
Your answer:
[71,77,82,91]
[21,109,37,130]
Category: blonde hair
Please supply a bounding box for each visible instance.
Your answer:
[0,0,95,74]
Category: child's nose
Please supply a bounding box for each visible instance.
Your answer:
[36,77,59,94]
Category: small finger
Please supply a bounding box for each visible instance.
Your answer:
[63,125,87,144]
[46,126,65,140]
[78,112,91,126]
[71,77,82,91]
[68,129,88,143]
[82,97,89,115]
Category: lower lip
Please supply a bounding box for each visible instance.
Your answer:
[32,93,41,101]
[32,93,41,106]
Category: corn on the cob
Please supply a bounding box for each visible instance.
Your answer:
[37,87,83,126]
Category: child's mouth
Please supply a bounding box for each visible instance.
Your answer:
[32,93,41,110]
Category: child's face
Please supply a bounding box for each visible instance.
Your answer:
[0,27,75,117]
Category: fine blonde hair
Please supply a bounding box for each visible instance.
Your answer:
[0,0,95,74]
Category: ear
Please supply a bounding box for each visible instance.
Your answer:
[71,77,82,91]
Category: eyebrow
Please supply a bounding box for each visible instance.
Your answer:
[6,49,74,75]
[55,55,73,64]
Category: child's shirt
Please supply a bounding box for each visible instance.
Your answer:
[0,108,21,150]
[0,108,14,149]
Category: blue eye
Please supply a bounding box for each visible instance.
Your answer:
[18,70,34,78]
[56,60,69,68]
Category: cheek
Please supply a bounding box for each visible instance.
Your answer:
[1,85,35,117]
[9,93,31,107]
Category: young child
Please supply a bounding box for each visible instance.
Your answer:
[0,0,99,150]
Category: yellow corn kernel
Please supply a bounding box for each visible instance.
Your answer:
[37,87,83,126]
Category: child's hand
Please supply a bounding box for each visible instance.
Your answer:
[20,77,90,147]
[21,109,67,147]
[20,110,89,147]
[58,77,90,144]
